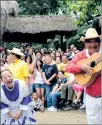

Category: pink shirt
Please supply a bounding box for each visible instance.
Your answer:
[67,49,101,97]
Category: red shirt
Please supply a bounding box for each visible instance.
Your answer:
[67,49,101,97]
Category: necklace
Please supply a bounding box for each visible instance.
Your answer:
[5,81,15,91]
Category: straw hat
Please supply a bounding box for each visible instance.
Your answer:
[7,48,25,57]
[80,28,102,42]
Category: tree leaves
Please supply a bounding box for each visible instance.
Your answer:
[18,0,60,15]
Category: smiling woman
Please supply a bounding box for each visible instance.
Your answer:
[0,69,37,125]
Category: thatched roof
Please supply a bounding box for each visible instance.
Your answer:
[3,15,76,43]
[92,16,102,35]
[5,15,76,33]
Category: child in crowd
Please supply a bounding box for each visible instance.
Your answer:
[30,92,44,112]
[72,81,84,108]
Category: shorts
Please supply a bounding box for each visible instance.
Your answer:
[34,83,45,88]
[73,84,84,92]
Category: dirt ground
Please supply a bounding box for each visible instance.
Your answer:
[34,109,87,124]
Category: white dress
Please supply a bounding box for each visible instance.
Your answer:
[1,80,37,125]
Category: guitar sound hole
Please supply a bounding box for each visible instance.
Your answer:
[82,72,86,78]
[90,61,96,67]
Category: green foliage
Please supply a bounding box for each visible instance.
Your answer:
[18,0,60,15]
[59,0,101,50]
[1,41,20,49]
[62,0,101,26]
[66,20,93,50]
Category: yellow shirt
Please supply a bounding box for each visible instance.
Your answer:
[58,63,68,78]
[9,59,29,82]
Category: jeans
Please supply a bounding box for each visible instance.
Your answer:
[34,83,45,88]
[45,83,56,107]
[47,91,61,108]
[30,84,36,95]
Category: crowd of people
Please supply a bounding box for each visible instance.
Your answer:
[0,28,101,125]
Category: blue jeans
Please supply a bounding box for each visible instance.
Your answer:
[30,84,36,95]
[34,83,45,88]
[47,91,61,108]
[45,83,56,107]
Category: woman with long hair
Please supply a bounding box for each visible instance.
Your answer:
[34,58,45,105]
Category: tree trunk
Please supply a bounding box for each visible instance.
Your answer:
[1,8,7,40]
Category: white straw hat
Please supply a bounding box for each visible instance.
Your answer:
[80,28,102,41]
[7,48,24,57]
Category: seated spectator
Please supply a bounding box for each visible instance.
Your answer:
[72,82,84,108]
[59,73,75,110]
[30,92,44,112]
[47,71,67,111]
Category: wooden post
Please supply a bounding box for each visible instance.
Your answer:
[61,35,63,51]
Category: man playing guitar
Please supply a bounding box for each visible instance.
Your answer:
[66,28,102,124]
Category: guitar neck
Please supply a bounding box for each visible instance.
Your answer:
[95,56,101,65]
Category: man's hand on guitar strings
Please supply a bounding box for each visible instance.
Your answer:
[81,64,94,75]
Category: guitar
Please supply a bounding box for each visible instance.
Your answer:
[75,53,101,87]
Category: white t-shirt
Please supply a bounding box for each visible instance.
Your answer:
[34,70,44,84]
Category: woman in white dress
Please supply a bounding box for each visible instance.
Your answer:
[0,69,37,125]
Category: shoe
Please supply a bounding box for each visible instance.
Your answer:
[49,107,57,112]
[62,105,72,111]
[64,101,70,105]
[80,104,86,109]
[64,100,72,106]
[47,107,53,111]
[59,100,65,105]
[71,103,78,110]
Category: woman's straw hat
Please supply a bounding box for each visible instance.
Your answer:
[80,28,102,42]
[7,48,25,57]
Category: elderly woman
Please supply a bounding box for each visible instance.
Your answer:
[0,69,37,125]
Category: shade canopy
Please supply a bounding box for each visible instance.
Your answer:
[2,15,76,43]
